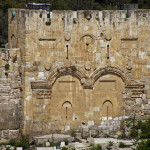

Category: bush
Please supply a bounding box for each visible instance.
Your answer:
[129,129,138,139]
[89,144,102,150]
[8,136,29,149]
[70,130,76,138]
[137,140,150,150]
[126,117,150,140]
[64,139,69,145]
[119,142,127,148]
[5,64,10,70]
[0,142,8,146]
[104,133,110,138]
[50,141,61,147]
[61,147,68,150]
[108,141,113,146]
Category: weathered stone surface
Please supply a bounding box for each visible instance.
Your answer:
[0,8,149,138]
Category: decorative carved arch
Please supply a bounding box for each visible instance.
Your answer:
[90,65,131,86]
[80,34,96,41]
[62,101,72,108]
[47,65,87,87]
[103,100,113,106]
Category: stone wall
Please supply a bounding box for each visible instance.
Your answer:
[0,46,21,141]
[7,9,150,137]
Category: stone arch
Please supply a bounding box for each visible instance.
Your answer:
[90,65,131,86]
[103,100,113,106]
[62,101,72,108]
[80,34,95,52]
[47,65,87,87]
[80,34,96,41]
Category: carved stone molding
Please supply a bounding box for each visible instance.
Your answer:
[64,33,71,41]
[80,34,96,41]
[84,63,91,71]
[81,78,93,89]
[47,65,87,87]
[105,33,112,41]
[121,37,138,41]
[31,65,144,99]
[125,81,144,98]
[90,65,131,86]
[31,82,52,99]
[31,82,51,89]
[36,90,52,99]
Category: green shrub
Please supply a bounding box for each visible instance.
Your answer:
[50,141,61,147]
[104,133,110,138]
[108,141,113,146]
[126,117,150,140]
[117,133,126,139]
[129,129,138,139]
[137,140,150,150]
[119,142,127,148]
[5,64,10,70]
[64,139,69,145]
[61,147,68,150]
[8,136,29,149]
[70,130,76,137]
[89,144,102,150]
[0,142,8,146]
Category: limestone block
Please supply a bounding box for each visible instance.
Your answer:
[38,72,45,78]
[87,121,94,127]
[45,142,50,147]
[16,148,23,150]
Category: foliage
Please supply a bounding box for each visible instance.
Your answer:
[8,135,29,149]
[108,141,114,146]
[105,141,114,150]
[64,139,69,145]
[119,142,128,148]
[137,139,150,150]
[125,117,150,149]
[0,142,9,146]
[61,147,68,150]
[125,117,150,139]
[0,136,29,149]
[5,64,10,70]
[104,133,110,138]
[50,141,61,147]
[70,129,76,138]
[89,144,102,150]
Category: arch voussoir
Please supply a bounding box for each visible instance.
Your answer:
[47,65,87,87]
[90,65,131,86]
